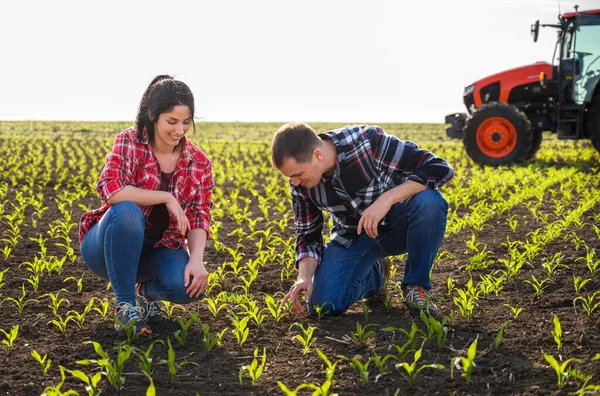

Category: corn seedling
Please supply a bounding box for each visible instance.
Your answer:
[158,338,199,381]
[43,289,70,316]
[63,273,85,293]
[342,355,371,385]
[0,324,19,351]
[524,275,550,297]
[205,296,228,318]
[291,323,316,354]
[230,312,250,347]
[573,291,600,317]
[551,315,562,351]
[313,302,334,321]
[419,310,449,348]
[351,322,376,346]
[396,341,444,387]
[573,276,589,294]
[32,350,52,377]
[41,365,79,396]
[66,367,103,396]
[370,351,397,377]
[451,335,478,383]
[240,300,266,328]
[493,321,511,349]
[239,347,267,385]
[2,284,40,314]
[69,298,95,328]
[77,341,133,391]
[201,324,227,353]
[264,294,286,322]
[161,301,183,320]
[542,350,582,389]
[92,297,110,320]
[135,339,164,374]
[504,303,524,320]
[174,312,201,345]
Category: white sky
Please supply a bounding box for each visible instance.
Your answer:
[1,0,599,123]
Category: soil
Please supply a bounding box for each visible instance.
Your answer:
[1,160,600,396]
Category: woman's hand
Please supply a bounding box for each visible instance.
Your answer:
[166,195,190,236]
[184,257,209,298]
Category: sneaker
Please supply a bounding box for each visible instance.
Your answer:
[363,257,392,305]
[136,284,164,323]
[114,302,152,335]
[402,285,439,319]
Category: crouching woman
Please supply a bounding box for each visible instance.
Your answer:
[78,75,213,335]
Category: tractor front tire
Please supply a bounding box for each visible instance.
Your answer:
[463,102,533,166]
[589,100,600,154]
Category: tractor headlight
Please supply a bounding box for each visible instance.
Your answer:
[464,84,475,95]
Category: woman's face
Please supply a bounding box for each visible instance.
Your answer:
[153,105,192,151]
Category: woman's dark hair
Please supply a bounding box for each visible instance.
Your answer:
[135,75,195,152]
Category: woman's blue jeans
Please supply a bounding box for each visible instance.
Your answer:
[80,201,203,305]
[308,189,448,315]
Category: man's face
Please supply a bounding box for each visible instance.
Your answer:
[279,154,323,189]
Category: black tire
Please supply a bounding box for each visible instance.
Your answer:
[526,130,543,160]
[589,100,600,153]
[463,102,533,166]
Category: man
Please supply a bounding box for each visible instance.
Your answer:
[272,122,453,319]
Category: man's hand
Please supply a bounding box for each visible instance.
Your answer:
[281,257,318,313]
[357,197,392,238]
[184,257,209,298]
[282,278,313,313]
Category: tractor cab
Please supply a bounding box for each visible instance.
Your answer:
[445,7,600,166]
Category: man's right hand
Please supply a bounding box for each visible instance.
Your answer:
[281,257,318,313]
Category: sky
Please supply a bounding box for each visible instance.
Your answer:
[1,0,599,124]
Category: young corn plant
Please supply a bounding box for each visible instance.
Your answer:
[573,291,600,317]
[1,324,19,352]
[69,298,95,328]
[2,284,40,314]
[135,339,164,374]
[451,335,479,384]
[205,296,228,318]
[92,297,110,320]
[524,275,550,297]
[313,302,334,321]
[551,315,562,351]
[542,350,582,390]
[77,341,133,391]
[419,310,449,348]
[158,338,199,381]
[573,276,589,294]
[201,324,227,353]
[264,294,286,322]
[396,341,444,387]
[32,350,52,377]
[43,289,70,316]
[41,366,79,396]
[493,321,511,349]
[230,312,250,347]
[66,367,103,396]
[504,303,524,320]
[351,323,376,346]
[291,323,317,354]
[341,355,371,385]
[63,273,85,293]
[239,347,267,386]
[174,312,201,345]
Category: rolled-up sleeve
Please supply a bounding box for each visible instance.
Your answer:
[291,182,324,267]
[95,133,133,202]
[187,162,214,237]
[368,126,454,189]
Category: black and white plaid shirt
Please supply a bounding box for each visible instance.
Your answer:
[290,125,454,266]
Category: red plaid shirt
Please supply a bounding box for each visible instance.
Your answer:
[79,126,214,249]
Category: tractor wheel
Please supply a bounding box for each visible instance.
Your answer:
[526,130,543,160]
[463,102,533,166]
[589,100,600,153]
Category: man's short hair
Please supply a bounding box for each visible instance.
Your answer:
[271,122,321,168]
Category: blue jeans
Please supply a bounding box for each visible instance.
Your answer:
[80,201,203,305]
[308,189,448,315]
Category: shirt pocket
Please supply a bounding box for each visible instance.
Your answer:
[175,174,201,210]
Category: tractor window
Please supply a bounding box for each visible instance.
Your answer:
[571,14,600,103]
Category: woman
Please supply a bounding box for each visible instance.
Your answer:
[79,75,213,335]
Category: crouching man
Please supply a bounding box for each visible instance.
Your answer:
[272,122,453,319]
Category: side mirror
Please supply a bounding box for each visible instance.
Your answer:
[531,20,540,42]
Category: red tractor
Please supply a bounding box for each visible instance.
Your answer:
[445,7,600,165]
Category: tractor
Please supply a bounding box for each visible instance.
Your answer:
[445,6,600,166]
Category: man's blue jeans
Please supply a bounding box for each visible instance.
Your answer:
[80,201,202,305]
[308,189,448,315]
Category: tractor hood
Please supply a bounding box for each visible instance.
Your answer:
[469,62,553,109]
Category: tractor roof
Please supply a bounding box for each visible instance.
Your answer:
[563,9,600,19]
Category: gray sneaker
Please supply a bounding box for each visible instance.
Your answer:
[136,284,164,323]
[402,285,439,319]
[114,302,152,335]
